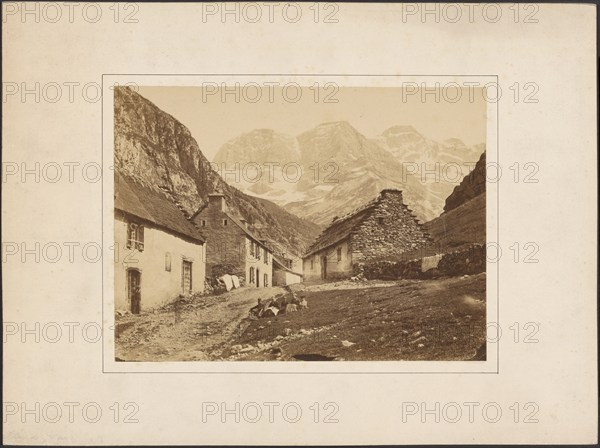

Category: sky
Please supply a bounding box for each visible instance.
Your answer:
[138,85,487,160]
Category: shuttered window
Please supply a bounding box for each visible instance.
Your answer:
[165,252,171,271]
[127,221,144,251]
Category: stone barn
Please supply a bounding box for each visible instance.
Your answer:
[302,189,430,281]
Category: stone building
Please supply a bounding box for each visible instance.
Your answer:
[302,189,430,281]
[192,193,273,287]
[114,174,206,313]
[273,255,303,286]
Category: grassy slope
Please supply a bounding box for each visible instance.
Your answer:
[236,274,486,361]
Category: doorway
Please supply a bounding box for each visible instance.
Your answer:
[321,256,327,279]
[182,260,193,294]
[127,269,141,314]
[256,268,260,287]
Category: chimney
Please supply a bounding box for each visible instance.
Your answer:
[208,192,227,212]
[240,219,249,229]
[381,189,403,201]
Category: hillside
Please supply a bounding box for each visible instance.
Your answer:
[423,151,486,251]
[444,151,486,212]
[114,87,320,255]
[424,194,486,250]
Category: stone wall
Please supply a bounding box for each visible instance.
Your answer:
[303,239,353,281]
[351,190,430,262]
[194,197,273,286]
[193,197,247,278]
[273,268,303,286]
[359,244,485,280]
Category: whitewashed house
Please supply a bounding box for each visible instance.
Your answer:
[114,174,206,313]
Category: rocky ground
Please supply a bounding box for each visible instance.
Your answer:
[115,273,486,362]
[115,286,284,361]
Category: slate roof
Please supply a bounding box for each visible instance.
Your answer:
[223,211,272,251]
[114,173,205,243]
[193,194,275,253]
[304,189,404,257]
[272,255,303,277]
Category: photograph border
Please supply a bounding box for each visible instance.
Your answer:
[101,74,499,374]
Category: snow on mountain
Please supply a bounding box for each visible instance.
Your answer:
[212,122,485,226]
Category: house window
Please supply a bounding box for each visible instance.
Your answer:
[249,266,255,284]
[310,256,314,269]
[264,273,268,287]
[264,248,268,263]
[377,217,384,225]
[223,219,228,226]
[165,252,171,271]
[337,247,342,262]
[249,240,254,257]
[200,219,206,227]
[182,260,192,294]
[127,221,144,251]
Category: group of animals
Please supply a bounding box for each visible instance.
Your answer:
[249,286,308,318]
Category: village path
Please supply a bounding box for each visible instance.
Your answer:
[115,286,285,361]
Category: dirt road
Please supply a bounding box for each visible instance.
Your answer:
[115,286,284,361]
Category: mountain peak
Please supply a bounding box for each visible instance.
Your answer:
[310,121,362,136]
[382,125,420,136]
[249,128,275,134]
[232,128,289,141]
[443,137,466,147]
[315,120,352,129]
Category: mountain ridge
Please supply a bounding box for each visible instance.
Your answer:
[213,121,485,226]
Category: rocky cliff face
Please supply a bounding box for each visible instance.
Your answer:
[114,87,320,255]
[444,151,486,212]
[214,129,300,166]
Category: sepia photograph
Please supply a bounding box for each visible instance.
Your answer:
[4,2,596,445]
[111,80,490,363]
